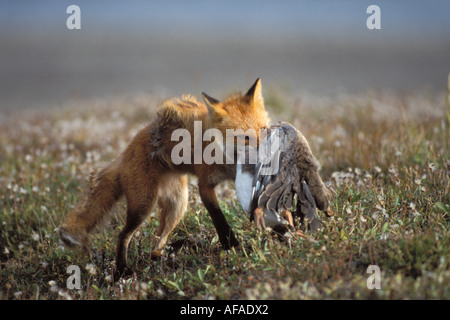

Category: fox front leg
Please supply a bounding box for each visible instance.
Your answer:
[198,184,239,250]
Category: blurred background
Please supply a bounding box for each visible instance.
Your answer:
[0,0,449,111]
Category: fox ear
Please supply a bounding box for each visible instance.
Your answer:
[245,78,264,109]
[201,92,221,113]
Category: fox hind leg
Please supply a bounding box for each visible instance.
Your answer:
[152,174,188,258]
[116,181,159,275]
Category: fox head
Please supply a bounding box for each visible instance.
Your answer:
[201,78,270,142]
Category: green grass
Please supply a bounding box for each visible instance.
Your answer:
[0,89,448,300]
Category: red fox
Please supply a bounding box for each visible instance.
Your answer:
[57,79,271,274]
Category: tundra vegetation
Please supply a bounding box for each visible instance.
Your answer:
[0,87,448,299]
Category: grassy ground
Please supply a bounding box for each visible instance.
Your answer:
[0,87,448,300]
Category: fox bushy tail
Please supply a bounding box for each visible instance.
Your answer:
[57,159,123,250]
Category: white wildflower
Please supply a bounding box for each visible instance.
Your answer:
[49,280,59,292]
[357,131,365,141]
[412,211,421,217]
[348,217,355,226]
[31,230,40,241]
[388,165,398,176]
[85,263,97,275]
[156,288,165,298]
[58,290,73,300]
[331,125,347,138]
[428,162,438,172]
[140,282,149,292]
[375,204,387,215]
[379,233,389,241]
[331,171,354,187]
[409,202,420,217]
[25,154,33,163]
[331,171,343,187]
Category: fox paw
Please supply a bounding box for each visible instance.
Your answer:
[150,250,163,260]
[114,266,134,281]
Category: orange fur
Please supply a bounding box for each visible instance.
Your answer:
[57,79,270,274]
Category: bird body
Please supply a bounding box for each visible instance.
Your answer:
[235,121,331,234]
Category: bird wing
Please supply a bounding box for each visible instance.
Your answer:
[235,121,325,234]
[298,181,324,234]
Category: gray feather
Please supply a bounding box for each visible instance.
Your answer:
[235,121,325,233]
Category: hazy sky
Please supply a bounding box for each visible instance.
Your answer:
[1,1,449,37]
[1,1,449,110]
